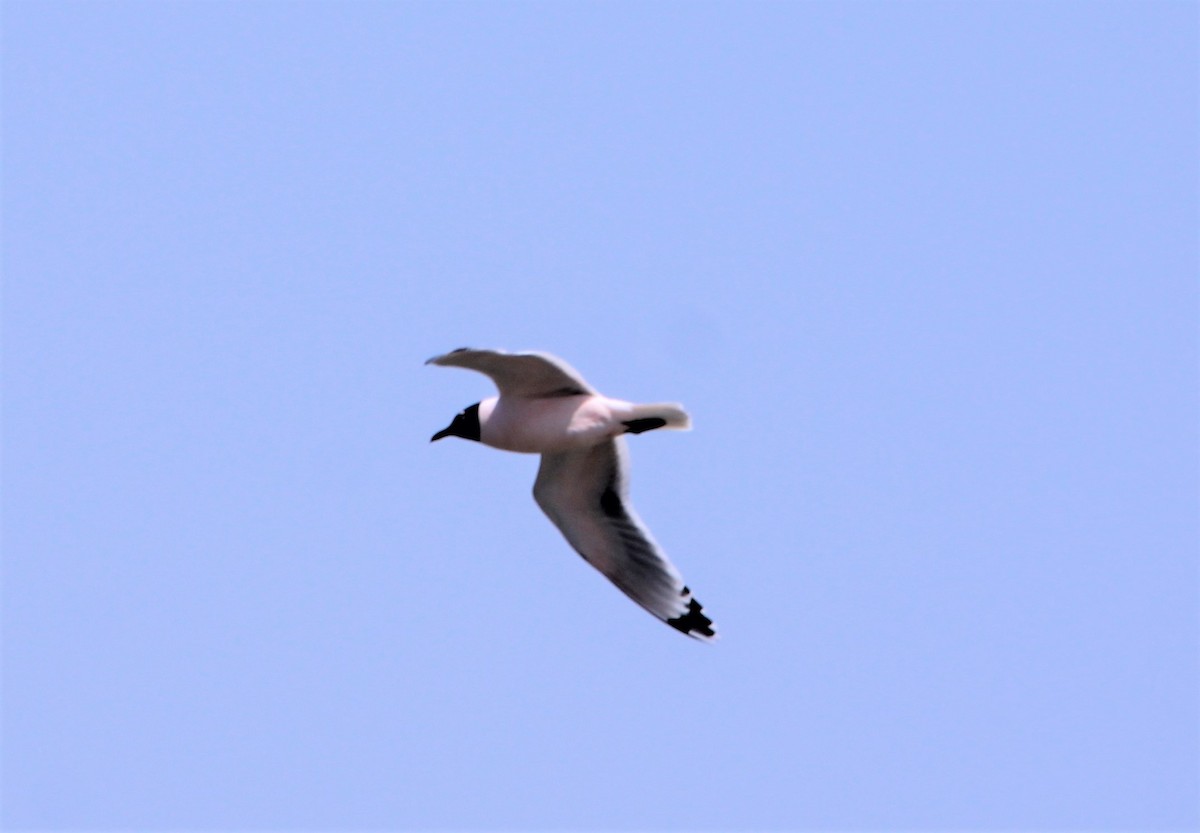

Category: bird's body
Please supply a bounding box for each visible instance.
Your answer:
[478,394,687,454]
[427,348,716,641]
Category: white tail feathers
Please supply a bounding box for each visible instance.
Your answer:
[629,402,692,431]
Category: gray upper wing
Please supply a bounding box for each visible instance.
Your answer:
[425,348,596,398]
[532,437,716,641]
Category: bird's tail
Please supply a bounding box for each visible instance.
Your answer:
[623,402,692,433]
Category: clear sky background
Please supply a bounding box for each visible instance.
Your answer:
[3,1,1197,830]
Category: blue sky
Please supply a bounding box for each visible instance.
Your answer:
[2,1,1196,830]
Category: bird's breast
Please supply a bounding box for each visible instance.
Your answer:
[480,395,624,453]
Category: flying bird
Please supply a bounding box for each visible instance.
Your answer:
[427,348,716,641]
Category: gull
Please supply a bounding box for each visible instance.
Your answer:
[427,348,716,641]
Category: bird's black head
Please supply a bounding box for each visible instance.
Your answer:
[431,402,481,443]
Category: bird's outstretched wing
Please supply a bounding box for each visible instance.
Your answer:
[533,437,716,641]
[425,348,596,398]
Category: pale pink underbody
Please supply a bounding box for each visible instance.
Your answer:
[478,394,639,453]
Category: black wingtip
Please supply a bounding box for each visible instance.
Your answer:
[666,591,717,641]
[622,417,669,435]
